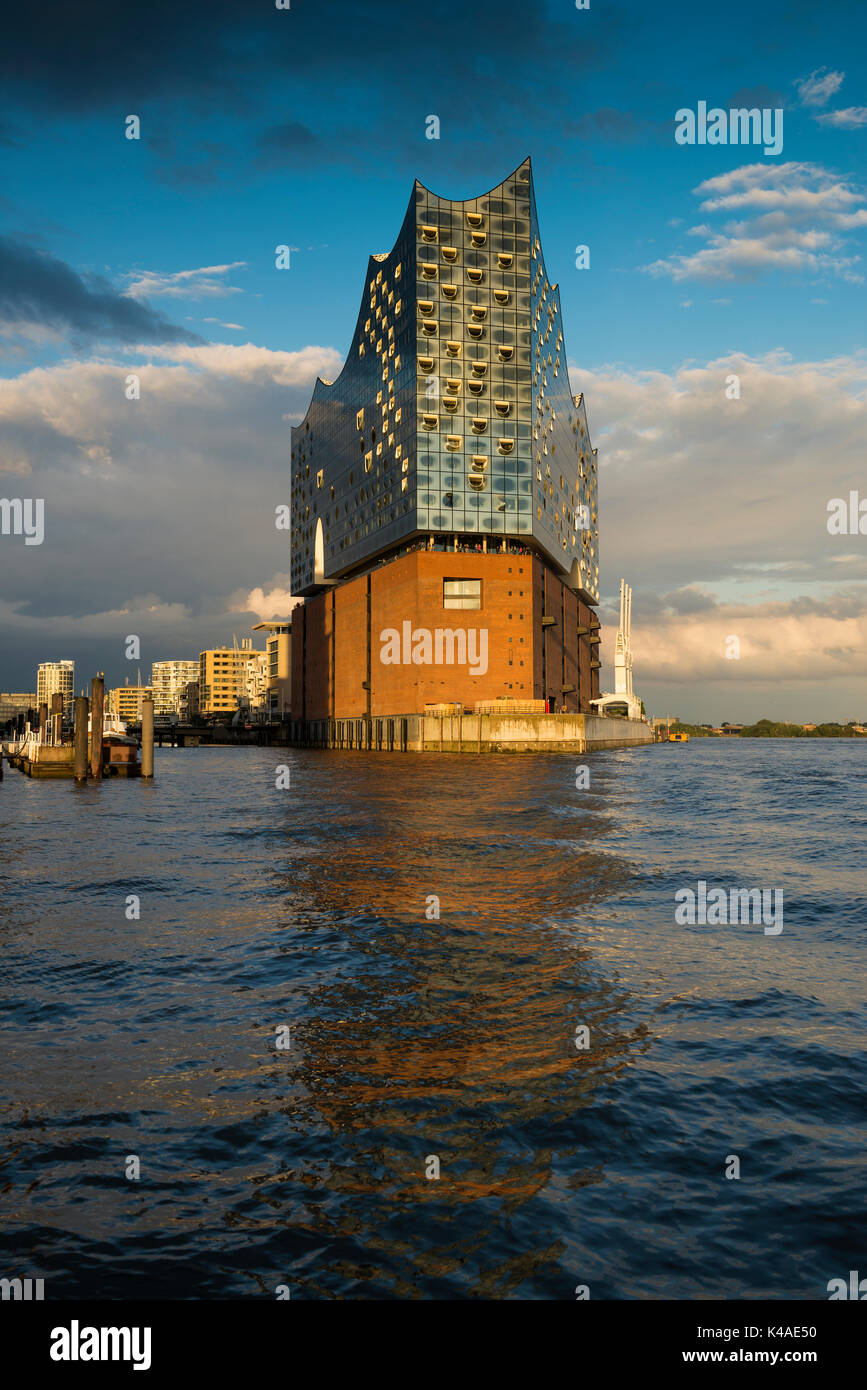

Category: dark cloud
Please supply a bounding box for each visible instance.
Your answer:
[255,122,326,171]
[574,108,643,142]
[0,0,615,116]
[0,237,201,345]
[662,587,718,615]
[727,85,789,110]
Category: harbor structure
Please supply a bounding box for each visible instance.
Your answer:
[590,579,643,721]
[36,660,74,719]
[289,157,603,725]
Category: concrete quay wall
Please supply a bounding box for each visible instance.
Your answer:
[286,713,653,754]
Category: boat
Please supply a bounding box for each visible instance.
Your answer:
[3,715,141,778]
[669,731,689,743]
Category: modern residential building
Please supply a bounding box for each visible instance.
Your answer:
[0,692,37,722]
[198,642,263,716]
[151,660,200,719]
[252,621,292,718]
[36,661,75,718]
[289,157,600,718]
[242,651,269,714]
[107,683,153,723]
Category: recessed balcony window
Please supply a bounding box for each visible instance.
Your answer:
[421,263,438,280]
[446,340,461,357]
[467,268,483,283]
[418,300,434,315]
[468,380,484,395]
[442,284,458,300]
[421,225,438,243]
[418,355,434,372]
[422,320,438,336]
[468,474,487,491]
[466,212,483,228]
[470,455,487,472]
[494,290,509,305]
[423,414,438,430]
[442,395,459,412]
[445,435,462,451]
[441,246,458,262]
[443,577,481,608]
[471,418,488,434]
[497,253,513,268]
[470,305,487,321]
[471,361,487,377]
[467,324,484,339]
[446,378,461,393]
[471,232,486,247]
[498,345,514,361]
[495,401,510,417]
[497,439,515,455]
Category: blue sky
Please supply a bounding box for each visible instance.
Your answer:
[1,0,866,719]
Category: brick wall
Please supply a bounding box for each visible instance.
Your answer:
[292,549,600,717]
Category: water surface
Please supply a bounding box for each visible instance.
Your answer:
[0,740,864,1298]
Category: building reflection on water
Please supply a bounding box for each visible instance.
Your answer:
[266,752,653,1296]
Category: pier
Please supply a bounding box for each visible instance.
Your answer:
[284,712,653,754]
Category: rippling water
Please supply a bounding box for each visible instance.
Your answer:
[0,740,864,1299]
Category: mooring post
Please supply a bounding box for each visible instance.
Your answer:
[141,697,154,779]
[90,675,104,781]
[73,696,89,783]
[38,702,48,743]
[50,692,63,746]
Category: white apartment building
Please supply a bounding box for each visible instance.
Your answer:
[36,660,74,718]
[151,660,200,718]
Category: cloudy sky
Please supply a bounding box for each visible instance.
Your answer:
[1,0,865,721]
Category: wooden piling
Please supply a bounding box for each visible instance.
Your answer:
[90,675,104,781]
[50,692,63,748]
[38,703,48,741]
[74,697,89,783]
[141,698,154,779]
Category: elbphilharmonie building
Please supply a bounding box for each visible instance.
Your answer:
[289,158,601,721]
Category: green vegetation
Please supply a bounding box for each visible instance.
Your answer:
[740,719,862,738]
[663,719,865,739]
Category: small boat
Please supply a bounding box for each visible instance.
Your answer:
[669,731,689,743]
[89,713,141,775]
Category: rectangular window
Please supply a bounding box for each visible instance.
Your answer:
[443,578,482,610]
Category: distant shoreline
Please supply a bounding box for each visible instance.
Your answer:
[669,721,866,740]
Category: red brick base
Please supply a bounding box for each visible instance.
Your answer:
[291,549,600,719]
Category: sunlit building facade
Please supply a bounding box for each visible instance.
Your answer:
[289,158,600,718]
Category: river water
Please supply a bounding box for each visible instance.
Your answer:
[0,739,864,1299]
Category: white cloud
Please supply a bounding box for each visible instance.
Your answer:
[817,106,867,129]
[2,340,866,718]
[795,68,845,107]
[233,578,302,621]
[123,262,247,300]
[646,163,867,282]
[602,595,867,687]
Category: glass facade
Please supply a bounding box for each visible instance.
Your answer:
[290,158,599,604]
